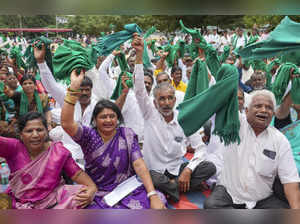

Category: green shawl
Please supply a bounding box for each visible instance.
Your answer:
[204,44,221,78]
[272,63,300,105]
[9,46,26,70]
[23,36,53,73]
[110,52,133,100]
[219,45,230,64]
[143,26,156,69]
[19,90,43,116]
[52,39,94,85]
[266,58,281,90]
[184,59,209,101]
[178,64,240,146]
[95,23,142,56]
[238,16,300,60]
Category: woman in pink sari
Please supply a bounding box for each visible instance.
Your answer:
[0,111,97,209]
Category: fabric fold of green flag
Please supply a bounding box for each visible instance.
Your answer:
[265,58,281,90]
[178,64,240,146]
[52,39,93,85]
[95,23,142,56]
[238,16,300,61]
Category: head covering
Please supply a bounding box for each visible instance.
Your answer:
[178,64,240,145]
[19,90,43,116]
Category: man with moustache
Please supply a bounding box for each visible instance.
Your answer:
[132,33,216,202]
[204,90,300,209]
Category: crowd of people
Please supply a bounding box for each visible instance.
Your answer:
[0,16,300,209]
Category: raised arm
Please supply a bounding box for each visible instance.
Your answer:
[131,34,156,120]
[35,43,66,107]
[61,69,85,137]
[98,51,119,98]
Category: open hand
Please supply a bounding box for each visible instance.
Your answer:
[178,167,192,193]
[75,186,97,208]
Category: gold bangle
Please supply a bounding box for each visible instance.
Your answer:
[65,93,78,105]
[68,87,81,93]
[64,99,75,106]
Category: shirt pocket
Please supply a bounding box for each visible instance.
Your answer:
[255,155,276,178]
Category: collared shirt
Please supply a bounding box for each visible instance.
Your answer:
[171,80,187,93]
[220,113,300,208]
[134,64,206,176]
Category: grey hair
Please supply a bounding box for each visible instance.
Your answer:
[153,82,175,99]
[246,89,276,109]
[156,71,170,82]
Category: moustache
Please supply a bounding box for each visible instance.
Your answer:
[79,95,89,99]
[162,106,172,110]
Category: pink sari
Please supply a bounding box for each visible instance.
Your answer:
[5,141,83,209]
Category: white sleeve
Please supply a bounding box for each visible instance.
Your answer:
[186,133,207,171]
[133,64,155,120]
[98,54,117,98]
[278,137,300,184]
[38,62,66,107]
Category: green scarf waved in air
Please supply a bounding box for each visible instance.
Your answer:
[184,59,209,101]
[52,39,94,85]
[178,64,240,146]
[272,63,300,105]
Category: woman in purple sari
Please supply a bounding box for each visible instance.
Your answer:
[61,69,166,209]
[0,112,97,209]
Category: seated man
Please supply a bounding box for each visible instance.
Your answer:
[204,90,300,209]
[132,33,216,202]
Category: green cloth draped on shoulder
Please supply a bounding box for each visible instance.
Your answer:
[19,90,43,116]
[250,60,266,71]
[272,63,300,105]
[23,36,53,73]
[110,52,133,100]
[10,46,26,70]
[265,58,281,90]
[95,23,142,56]
[184,59,209,101]
[178,64,240,145]
[238,16,300,60]
[52,39,94,85]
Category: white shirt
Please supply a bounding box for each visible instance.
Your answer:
[220,113,300,208]
[219,35,230,52]
[99,55,145,142]
[38,62,98,167]
[207,34,220,50]
[134,64,207,176]
[235,35,247,49]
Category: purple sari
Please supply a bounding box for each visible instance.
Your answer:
[73,126,165,209]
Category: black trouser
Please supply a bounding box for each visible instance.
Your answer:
[150,161,216,202]
[204,178,290,209]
